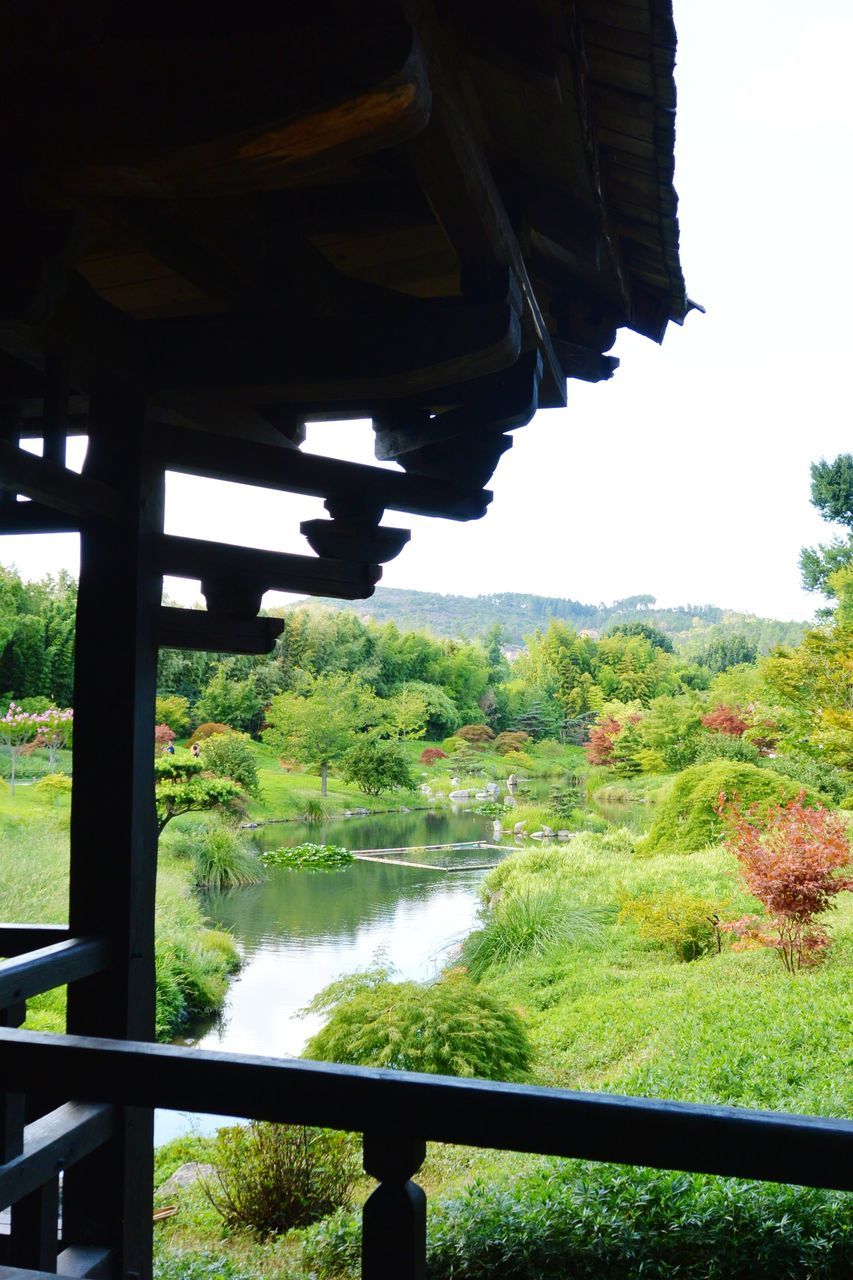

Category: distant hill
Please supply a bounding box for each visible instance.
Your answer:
[286,587,805,654]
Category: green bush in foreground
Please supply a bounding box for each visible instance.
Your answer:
[302,1161,853,1280]
[203,1122,359,1237]
[640,761,819,855]
[304,969,533,1081]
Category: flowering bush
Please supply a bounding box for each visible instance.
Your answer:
[718,793,853,972]
[154,723,176,755]
[0,703,73,792]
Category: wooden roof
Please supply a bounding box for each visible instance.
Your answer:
[0,0,689,489]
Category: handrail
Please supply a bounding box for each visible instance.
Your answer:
[1,1029,850,1192]
[0,938,110,1009]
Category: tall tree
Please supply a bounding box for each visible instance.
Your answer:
[263,673,384,795]
[800,453,853,599]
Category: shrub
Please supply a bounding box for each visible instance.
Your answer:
[302,1162,853,1280]
[761,752,849,804]
[154,694,191,736]
[493,730,531,755]
[341,738,415,796]
[702,704,749,736]
[199,730,260,796]
[154,723,176,755]
[419,746,448,765]
[584,716,622,765]
[720,794,852,972]
[640,762,820,855]
[304,969,533,1081]
[619,890,726,961]
[191,826,265,890]
[204,1121,359,1237]
[442,735,465,754]
[31,772,73,803]
[456,724,495,747]
[500,749,534,771]
[154,1248,252,1280]
[694,733,760,766]
[463,888,603,977]
[187,722,230,748]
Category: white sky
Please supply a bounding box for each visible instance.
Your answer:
[2,0,851,623]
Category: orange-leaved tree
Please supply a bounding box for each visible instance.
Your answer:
[718,792,852,973]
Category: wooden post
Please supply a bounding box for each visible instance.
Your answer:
[0,1003,26,1163]
[9,1177,59,1272]
[362,1132,427,1280]
[42,349,68,468]
[62,388,162,1280]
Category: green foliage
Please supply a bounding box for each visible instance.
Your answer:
[303,1161,852,1280]
[456,723,495,746]
[187,722,230,748]
[463,888,604,978]
[697,632,759,673]
[30,772,73,803]
[199,731,260,796]
[693,733,761,766]
[493,730,531,755]
[340,737,415,796]
[304,969,533,1081]
[155,694,191,735]
[195,664,262,733]
[606,620,675,652]
[190,825,265,890]
[260,842,353,870]
[640,762,820,855]
[155,755,245,835]
[263,672,384,794]
[203,1121,359,1237]
[619,890,725,961]
[154,1248,252,1280]
[762,753,849,803]
[301,796,330,823]
[801,453,853,596]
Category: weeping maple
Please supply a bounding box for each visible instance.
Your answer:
[718,793,852,972]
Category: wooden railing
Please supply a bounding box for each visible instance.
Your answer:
[0,936,851,1279]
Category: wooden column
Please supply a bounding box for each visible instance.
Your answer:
[62,389,162,1279]
[362,1133,427,1280]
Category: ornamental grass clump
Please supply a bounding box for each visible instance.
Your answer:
[619,889,726,962]
[204,1121,359,1237]
[303,968,532,1081]
[719,793,853,972]
[191,825,265,890]
[463,887,604,978]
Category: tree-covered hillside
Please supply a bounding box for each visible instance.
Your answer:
[287,587,805,653]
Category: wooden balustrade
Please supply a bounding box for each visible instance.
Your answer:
[0,1024,850,1278]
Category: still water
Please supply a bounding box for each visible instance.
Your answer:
[155,805,497,1143]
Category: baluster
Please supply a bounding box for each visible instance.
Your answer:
[0,1002,26,1162]
[10,1175,60,1271]
[362,1132,426,1280]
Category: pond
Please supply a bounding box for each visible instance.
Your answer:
[154,784,652,1143]
[155,804,497,1144]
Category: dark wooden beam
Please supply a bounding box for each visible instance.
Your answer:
[0,502,78,534]
[55,1245,114,1278]
[554,339,620,383]
[143,299,521,402]
[156,535,381,603]
[0,939,110,1009]
[1,1031,851,1193]
[0,927,72,959]
[0,441,123,523]
[63,391,161,1278]
[0,1103,114,1211]
[29,22,432,200]
[156,607,284,656]
[406,8,566,409]
[151,425,492,521]
[374,351,541,460]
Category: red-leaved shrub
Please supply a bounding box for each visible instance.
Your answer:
[584,717,622,766]
[701,705,749,737]
[718,792,853,972]
[456,724,495,747]
[419,747,448,765]
[154,723,176,755]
